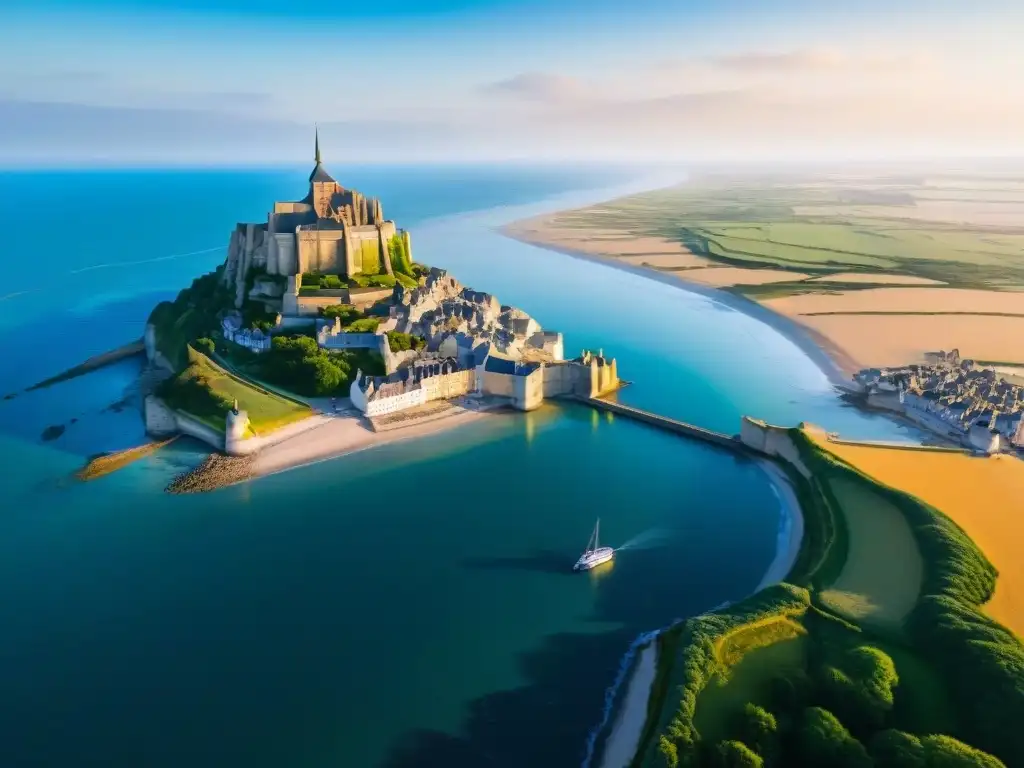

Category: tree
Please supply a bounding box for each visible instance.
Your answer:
[870,730,925,768]
[736,704,778,762]
[818,645,899,733]
[194,337,215,356]
[797,707,871,768]
[921,735,1006,768]
[320,304,361,325]
[712,740,763,768]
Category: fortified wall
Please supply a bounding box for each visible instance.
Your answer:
[738,417,811,477]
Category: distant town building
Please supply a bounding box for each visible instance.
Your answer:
[855,357,1024,453]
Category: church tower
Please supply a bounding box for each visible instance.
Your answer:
[308,126,341,219]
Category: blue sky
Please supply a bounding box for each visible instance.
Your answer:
[2,0,1022,164]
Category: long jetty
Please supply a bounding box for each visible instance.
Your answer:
[572,395,750,454]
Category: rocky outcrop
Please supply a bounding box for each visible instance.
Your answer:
[166,453,254,494]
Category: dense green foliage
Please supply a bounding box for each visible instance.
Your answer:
[319,304,362,325]
[796,707,871,768]
[388,234,414,277]
[640,584,810,767]
[710,740,762,768]
[194,337,216,356]
[245,335,385,397]
[636,432,1022,768]
[734,705,777,763]
[240,300,278,332]
[790,432,1024,767]
[778,457,847,589]
[148,268,233,370]
[870,730,1006,768]
[386,331,426,353]
[348,317,381,333]
[817,645,899,734]
[301,272,345,289]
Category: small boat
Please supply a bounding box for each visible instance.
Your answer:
[573,518,614,571]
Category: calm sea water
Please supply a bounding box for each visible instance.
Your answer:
[0,166,923,768]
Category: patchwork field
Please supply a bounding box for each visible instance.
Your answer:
[816,442,1024,638]
[816,474,924,627]
[504,171,1024,371]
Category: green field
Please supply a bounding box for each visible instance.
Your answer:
[561,176,1024,292]
[158,348,312,435]
[817,475,924,628]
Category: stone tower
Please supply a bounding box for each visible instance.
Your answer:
[309,126,342,218]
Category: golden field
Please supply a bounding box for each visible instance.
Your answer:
[818,441,1024,638]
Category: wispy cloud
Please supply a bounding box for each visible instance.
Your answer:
[481,72,589,102]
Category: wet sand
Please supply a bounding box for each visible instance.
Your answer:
[251,406,493,479]
[597,642,659,768]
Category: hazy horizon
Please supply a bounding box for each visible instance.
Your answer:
[3,0,1023,165]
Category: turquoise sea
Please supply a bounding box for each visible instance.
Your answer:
[0,166,923,767]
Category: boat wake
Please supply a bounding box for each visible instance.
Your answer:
[614,527,675,552]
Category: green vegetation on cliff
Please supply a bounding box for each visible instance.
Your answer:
[386,330,426,353]
[148,269,233,370]
[388,233,414,278]
[227,335,385,398]
[157,347,310,434]
[631,431,1020,768]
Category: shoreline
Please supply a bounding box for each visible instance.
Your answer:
[755,459,806,591]
[251,405,496,480]
[596,641,659,768]
[165,404,504,493]
[499,224,858,390]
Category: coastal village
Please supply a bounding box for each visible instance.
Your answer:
[143,133,620,463]
[854,349,1024,454]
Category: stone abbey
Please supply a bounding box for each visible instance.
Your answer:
[220,129,412,309]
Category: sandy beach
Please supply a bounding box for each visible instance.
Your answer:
[251,404,495,479]
[597,642,659,768]
[755,459,807,591]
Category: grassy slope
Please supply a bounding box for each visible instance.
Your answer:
[161,348,311,435]
[633,430,1020,767]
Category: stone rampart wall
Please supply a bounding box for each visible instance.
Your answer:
[739,417,811,477]
[421,369,475,401]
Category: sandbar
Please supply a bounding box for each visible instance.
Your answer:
[597,642,659,768]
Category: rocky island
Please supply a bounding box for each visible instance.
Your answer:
[141,133,620,487]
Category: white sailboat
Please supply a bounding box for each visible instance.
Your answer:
[573,518,615,571]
